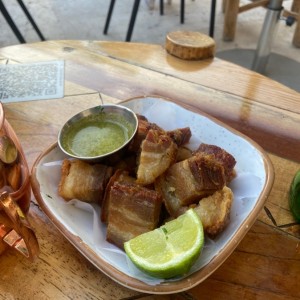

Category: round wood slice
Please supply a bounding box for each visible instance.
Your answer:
[165,31,215,60]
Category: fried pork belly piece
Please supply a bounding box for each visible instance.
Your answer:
[155,153,226,217]
[176,146,193,162]
[193,186,233,238]
[136,129,178,185]
[193,143,236,183]
[106,182,162,249]
[128,114,163,153]
[110,154,137,174]
[166,127,192,147]
[58,159,113,204]
[101,169,135,223]
[128,114,191,152]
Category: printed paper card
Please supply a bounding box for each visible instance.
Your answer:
[0,60,64,103]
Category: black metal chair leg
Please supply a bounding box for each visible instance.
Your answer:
[160,0,164,15]
[0,0,26,43]
[125,0,140,42]
[160,0,184,23]
[104,0,215,42]
[209,0,217,37]
[181,0,185,24]
[16,0,45,41]
[103,0,115,35]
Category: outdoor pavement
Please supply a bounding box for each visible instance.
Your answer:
[1,0,299,91]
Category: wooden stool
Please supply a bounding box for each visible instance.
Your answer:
[222,0,300,48]
[165,31,215,60]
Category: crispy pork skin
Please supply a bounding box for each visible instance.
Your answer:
[128,114,163,153]
[194,143,236,183]
[176,146,193,162]
[136,129,178,185]
[166,127,192,146]
[101,169,135,223]
[128,114,191,152]
[58,159,113,204]
[106,182,162,249]
[155,154,226,217]
[194,186,233,237]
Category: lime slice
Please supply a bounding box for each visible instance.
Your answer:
[289,170,300,222]
[124,209,204,279]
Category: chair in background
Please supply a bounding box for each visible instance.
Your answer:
[284,0,300,47]
[103,0,217,42]
[160,0,185,24]
[222,0,299,47]
[0,0,45,44]
[103,0,140,42]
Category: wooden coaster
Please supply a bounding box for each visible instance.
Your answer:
[165,31,215,60]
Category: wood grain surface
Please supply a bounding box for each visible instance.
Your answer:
[0,40,299,300]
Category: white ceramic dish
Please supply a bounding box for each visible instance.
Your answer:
[31,96,274,294]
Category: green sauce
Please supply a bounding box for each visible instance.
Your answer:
[61,112,135,157]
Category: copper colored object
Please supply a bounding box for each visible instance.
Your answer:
[0,102,39,260]
[0,192,39,260]
[0,135,18,164]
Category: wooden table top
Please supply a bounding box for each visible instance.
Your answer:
[0,40,300,300]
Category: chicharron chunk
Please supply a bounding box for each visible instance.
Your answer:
[166,127,192,146]
[194,186,233,237]
[194,143,236,183]
[128,114,163,153]
[58,159,113,204]
[136,129,178,185]
[106,182,162,249]
[155,153,226,217]
[101,169,135,223]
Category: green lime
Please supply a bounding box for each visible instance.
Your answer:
[289,170,300,222]
[124,209,204,279]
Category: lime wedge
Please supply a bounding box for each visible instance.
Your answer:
[289,170,300,222]
[124,209,204,279]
